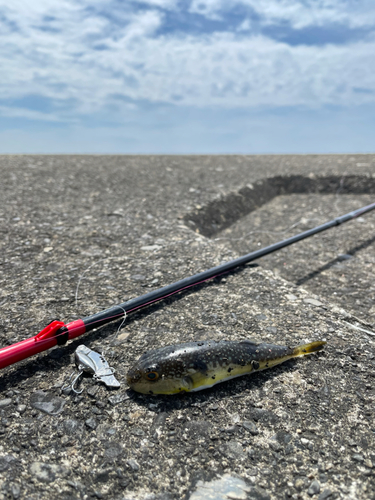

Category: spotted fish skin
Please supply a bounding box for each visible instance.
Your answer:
[126,339,326,395]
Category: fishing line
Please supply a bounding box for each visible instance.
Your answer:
[75,258,106,307]
[113,308,127,340]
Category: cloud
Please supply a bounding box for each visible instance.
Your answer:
[0,0,374,125]
[189,0,375,29]
[0,105,65,122]
[131,0,179,9]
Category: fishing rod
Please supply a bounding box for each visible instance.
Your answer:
[1,201,375,370]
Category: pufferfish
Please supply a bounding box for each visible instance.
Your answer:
[126,339,326,395]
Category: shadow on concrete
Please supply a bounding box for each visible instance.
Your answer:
[295,234,375,286]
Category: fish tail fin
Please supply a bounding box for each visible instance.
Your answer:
[292,341,327,357]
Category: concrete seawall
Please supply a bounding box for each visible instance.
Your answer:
[0,155,374,499]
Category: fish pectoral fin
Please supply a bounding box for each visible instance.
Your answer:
[182,375,194,392]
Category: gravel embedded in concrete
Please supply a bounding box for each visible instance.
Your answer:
[0,154,374,499]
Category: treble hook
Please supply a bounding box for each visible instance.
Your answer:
[61,369,84,394]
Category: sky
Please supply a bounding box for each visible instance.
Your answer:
[0,0,374,154]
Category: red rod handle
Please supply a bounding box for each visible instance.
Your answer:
[0,336,58,369]
[0,320,87,370]
[0,320,66,370]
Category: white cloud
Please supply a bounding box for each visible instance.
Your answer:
[131,0,179,9]
[0,0,374,124]
[189,0,375,29]
[0,105,66,122]
[237,18,252,32]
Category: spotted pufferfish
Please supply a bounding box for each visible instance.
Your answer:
[126,339,326,395]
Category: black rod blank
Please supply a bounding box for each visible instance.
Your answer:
[82,201,375,332]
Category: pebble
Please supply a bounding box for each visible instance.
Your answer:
[304,298,324,307]
[29,462,70,483]
[352,454,364,462]
[94,469,110,483]
[67,480,84,490]
[249,487,271,500]
[250,408,277,424]
[318,489,332,500]
[131,274,146,281]
[294,478,306,491]
[87,385,100,397]
[10,484,20,499]
[63,419,82,435]
[188,473,251,500]
[255,314,267,321]
[30,391,65,415]
[0,398,12,408]
[104,442,122,459]
[108,393,129,405]
[308,480,320,496]
[275,431,292,445]
[266,326,278,334]
[303,298,324,306]
[96,424,117,439]
[268,439,282,452]
[0,455,15,473]
[16,404,27,413]
[286,294,298,301]
[247,448,255,459]
[132,427,145,437]
[219,441,245,460]
[127,458,140,471]
[85,418,97,430]
[140,245,161,251]
[242,421,259,435]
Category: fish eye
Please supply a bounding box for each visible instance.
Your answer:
[145,371,159,381]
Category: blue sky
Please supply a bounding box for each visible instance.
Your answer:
[0,0,374,154]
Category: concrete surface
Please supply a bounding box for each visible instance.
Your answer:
[0,155,375,500]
